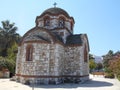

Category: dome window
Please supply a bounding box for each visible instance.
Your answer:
[44,17,50,27]
[59,17,65,28]
[60,32,64,36]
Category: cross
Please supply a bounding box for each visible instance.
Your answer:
[53,2,57,7]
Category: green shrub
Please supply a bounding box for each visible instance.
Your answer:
[104,73,115,78]
[117,74,120,81]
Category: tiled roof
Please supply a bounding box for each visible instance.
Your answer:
[52,32,63,43]
[40,7,70,17]
[66,34,83,45]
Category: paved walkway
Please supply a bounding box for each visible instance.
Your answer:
[0,75,120,90]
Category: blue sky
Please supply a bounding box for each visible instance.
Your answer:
[0,0,120,56]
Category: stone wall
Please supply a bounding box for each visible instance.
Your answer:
[16,35,89,84]
[54,44,64,75]
[64,46,81,75]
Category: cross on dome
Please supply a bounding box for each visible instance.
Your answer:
[53,2,57,7]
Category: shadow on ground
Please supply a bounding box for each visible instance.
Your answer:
[29,79,113,89]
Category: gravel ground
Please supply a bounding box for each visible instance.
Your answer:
[0,75,120,90]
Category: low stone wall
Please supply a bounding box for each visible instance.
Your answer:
[0,71,3,78]
[0,71,10,78]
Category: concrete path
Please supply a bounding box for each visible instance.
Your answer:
[0,75,120,90]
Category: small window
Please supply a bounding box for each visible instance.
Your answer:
[44,17,50,26]
[59,17,65,28]
[26,45,33,61]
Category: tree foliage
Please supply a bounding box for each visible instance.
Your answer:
[89,59,96,72]
[103,50,120,79]
[89,54,96,72]
[0,57,15,73]
[109,52,120,80]
[95,63,103,71]
[103,50,114,73]
[0,20,20,57]
[7,42,18,60]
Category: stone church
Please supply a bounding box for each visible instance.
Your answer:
[15,6,90,84]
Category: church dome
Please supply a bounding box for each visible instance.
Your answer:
[40,7,70,17]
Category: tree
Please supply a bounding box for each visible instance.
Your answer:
[89,54,96,72]
[89,53,94,60]
[102,50,115,78]
[89,59,96,72]
[96,63,103,71]
[0,20,20,57]
[7,42,18,60]
[103,50,114,73]
[0,20,21,76]
[109,52,120,80]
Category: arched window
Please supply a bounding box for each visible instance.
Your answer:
[26,45,33,61]
[44,17,50,26]
[84,45,88,62]
[59,17,65,28]
[71,22,73,30]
